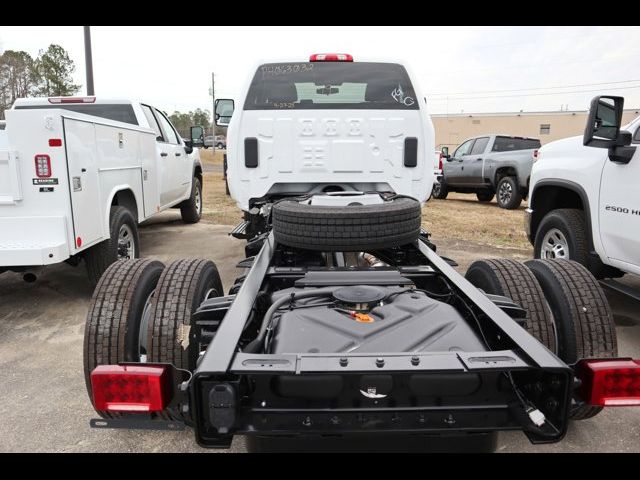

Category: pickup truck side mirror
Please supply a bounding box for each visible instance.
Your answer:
[190,125,205,148]
[441,146,451,160]
[584,95,636,164]
[215,98,234,127]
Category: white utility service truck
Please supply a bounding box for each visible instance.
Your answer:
[0,96,205,284]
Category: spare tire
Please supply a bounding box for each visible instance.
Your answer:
[272,197,422,251]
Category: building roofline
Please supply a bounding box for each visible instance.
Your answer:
[430,108,640,118]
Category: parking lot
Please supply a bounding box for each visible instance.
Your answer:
[1,205,639,452]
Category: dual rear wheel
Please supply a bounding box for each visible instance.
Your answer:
[83,258,223,419]
[466,257,617,420]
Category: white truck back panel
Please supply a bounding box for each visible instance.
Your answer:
[226,60,434,211]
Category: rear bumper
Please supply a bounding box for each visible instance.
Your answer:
[191,351,572,448]
[0,216,71,266]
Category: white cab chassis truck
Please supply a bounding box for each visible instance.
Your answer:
[527,96,640,294]
[0,97,205,283]
[82,57,640,452]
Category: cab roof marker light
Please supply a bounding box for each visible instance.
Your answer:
[309,53,353,62]
[48,96,96,104]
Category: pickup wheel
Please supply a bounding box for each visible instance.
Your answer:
[534,208,589,264]
[476,190,494,203]
[525,259,617,420]
[83,259,165,418]
[180,177,203,224]
[272,197,422,251]
[432,181,448,199]
[85,206,140,286]
[496,176,522,209]
[465,258,556,352]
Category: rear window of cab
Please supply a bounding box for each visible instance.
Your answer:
[244,62,419,110]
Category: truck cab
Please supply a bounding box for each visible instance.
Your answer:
[216,55,434,222]
[527,96,640,279]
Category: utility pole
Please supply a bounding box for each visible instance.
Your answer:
[83,26,95,95]
[211,72,215,153]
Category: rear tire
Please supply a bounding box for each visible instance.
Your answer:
[465,258,556,352]
[85,206,140,286]
[496,176,522,209]
[432,182,448,199]
[147,259,223,372]
[476,190,494,203]
[83,259,165,418]
[525,259,617,420]
[180,177,203,224]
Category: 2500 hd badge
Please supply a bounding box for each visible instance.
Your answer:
[605,205,640,215]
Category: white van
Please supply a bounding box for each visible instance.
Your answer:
[0,97,205,283]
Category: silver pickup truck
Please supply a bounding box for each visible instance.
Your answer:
[433,134,541,209]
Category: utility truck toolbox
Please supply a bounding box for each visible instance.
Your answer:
[0,96,205,283]
[83,56,640,452]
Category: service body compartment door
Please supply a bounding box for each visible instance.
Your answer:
[0,150,22,205]
[139,133,159,218]
[63,118,103,249]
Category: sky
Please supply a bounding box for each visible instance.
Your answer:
[1,26,640,115]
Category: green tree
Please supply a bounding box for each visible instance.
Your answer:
[191,108,211,132]
[168,109,212,137]
[168,111,192,138]
[0,50,38,118]
[34,44,80,97]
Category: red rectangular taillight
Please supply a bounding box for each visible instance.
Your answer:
[34,155,51,178]
[90,365,173,412]
[577,359,640,406]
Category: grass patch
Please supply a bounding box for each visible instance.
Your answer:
[423,193,530,250]
[200,171,531,251]
[199,148,223,165]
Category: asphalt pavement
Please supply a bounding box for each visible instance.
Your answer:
[1,212,638,452]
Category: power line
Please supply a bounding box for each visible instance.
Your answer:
[427,84,640,101]
[429,79,640,97]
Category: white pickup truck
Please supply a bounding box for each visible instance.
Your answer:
[0,96,205,284]
[527,95,640,287]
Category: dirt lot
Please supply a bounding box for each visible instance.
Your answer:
[200,149,531,251]
[0,153,639,452]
